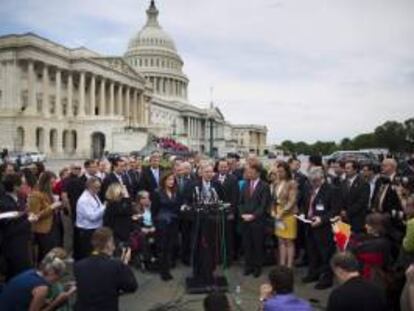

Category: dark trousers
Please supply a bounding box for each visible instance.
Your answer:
[241,221,264,269]
[306,226,334,281]
[157,221,179,274]
[295,221,308,260]
[3,236,31,281]
[33,231,57,263]
[74,227,95,261]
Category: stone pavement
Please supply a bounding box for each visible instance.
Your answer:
[119,263,331,311]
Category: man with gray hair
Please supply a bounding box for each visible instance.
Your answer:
[301,167,340,290]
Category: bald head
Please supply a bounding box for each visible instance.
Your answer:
[382,158,397,176]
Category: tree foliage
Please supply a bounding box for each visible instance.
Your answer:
[280,118,413,155]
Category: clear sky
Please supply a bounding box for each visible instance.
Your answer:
[1,0,413,144]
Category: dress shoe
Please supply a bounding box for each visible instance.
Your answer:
[253,267,262,278]
[244,268,253,276]
[302,275,319,283]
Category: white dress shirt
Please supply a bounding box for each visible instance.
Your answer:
[76,190,105,229]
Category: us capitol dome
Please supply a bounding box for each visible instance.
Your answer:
[124,0,188,101]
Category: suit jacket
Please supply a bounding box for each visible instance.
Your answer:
[239,179,271,221]
[27,191,54,234]
[103,198,133,242]
[341,175,370,232]
[151,189,182,225]
[213,173,240,212]
[100,173,124,202]
[293,171,310,211]
[372,176,403,216]
[0,193,31,240]
[176,175,195,203]
[124,170,141,200]
[139,166,164,195]
[74,254,138,311]
[302,182,341,226]
[368,177,381,211]
[62,174,85,216]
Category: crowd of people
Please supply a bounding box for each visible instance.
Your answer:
[0,150,413,310]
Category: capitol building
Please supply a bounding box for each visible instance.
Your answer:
[0,0,267,159]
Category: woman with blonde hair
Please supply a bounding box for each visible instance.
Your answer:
[103,182,133,248]
[271,162,298,268]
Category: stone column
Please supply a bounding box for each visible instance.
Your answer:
[125,87,130,124]
[99,78,106,116]
[42,65,50,117]
[56,129,63,156]
[67,73,73,117]
[79,71,86,117]
[131,90,136,125]
[109,81,115,116]
[117,84,123,116]
[55,69,62,118]
[90,74,96,116]
[157,77,160,93]
[27,60,36,114]
[143,96,148,125]
[165,78,169,95]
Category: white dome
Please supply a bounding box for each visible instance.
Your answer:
[126,1,177,54]
[124,1,188,101]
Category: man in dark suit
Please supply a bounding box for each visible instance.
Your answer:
[213,158,240,262]
[124,156,142,200]
[139,151,163,197]
[301,167,340,290]
[74,227,138,311]
[187,164,225,282]
[213,159,240,212]
[176,161,196,265]
[0,174,32,281]
[361,163,381,212]
[100,158,128,202]
[239,162,271,278]
[227,153,244,181]
[372,158,404,258]
[373,159,403,219]
[341,160,370,233]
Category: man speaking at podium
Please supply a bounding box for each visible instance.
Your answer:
[186,163,226,290]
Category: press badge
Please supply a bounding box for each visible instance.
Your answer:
[316,204,325,211]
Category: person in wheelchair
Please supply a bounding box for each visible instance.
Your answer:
[130,191,157,271]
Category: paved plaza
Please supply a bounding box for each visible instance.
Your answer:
[119,264,331,311]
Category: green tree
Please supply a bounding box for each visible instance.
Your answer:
[295,141,311,155]
[281,140,296,154]
[352,133,377,149]
[374,121,407,153]
[340,138,354,150]
[405,118,414,151]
